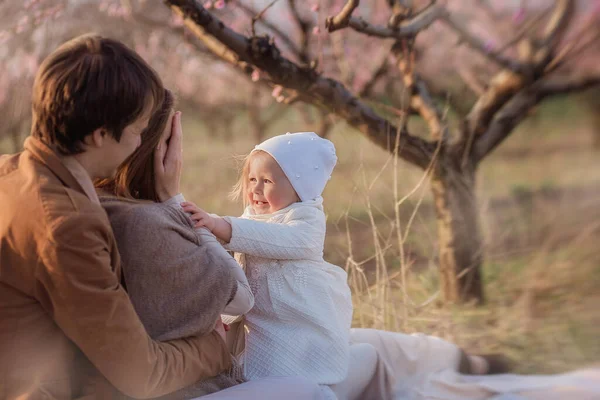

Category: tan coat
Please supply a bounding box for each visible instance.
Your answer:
[0,137,231,399]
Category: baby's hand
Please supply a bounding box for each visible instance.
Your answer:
[181,201,217,232]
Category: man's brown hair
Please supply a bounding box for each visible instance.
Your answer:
[31,34,164,155]
[95,89,174,202]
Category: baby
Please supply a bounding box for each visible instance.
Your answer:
[183,132,353,399]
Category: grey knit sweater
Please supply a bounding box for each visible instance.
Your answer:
[100,195,244,398]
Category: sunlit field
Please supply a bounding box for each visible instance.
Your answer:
[2,96,599,373]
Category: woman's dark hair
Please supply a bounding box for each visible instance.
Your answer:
[31,34,164,155]
[95,89,175,202]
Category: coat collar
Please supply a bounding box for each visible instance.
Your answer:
[24,136,99,205]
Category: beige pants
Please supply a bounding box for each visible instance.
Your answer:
[329,328,461,399]
[337,328,600,400]
[329,342,394,400]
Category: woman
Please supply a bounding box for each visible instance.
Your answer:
[95,90,322,400]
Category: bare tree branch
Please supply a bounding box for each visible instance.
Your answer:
[164,0,436,169]
[288,0,311,64]
[393,42,448,142]
[358,54,390,98]
[466,70,525,137]
[532,0,575,69]
[466,0,577,163]
[538,75,600,96]
[230,0,302,59]
[455,58,487,96]
[495,8,552,55]
[325,0,360,32]
[251,0,280,36]
[412,80,449,142]
[315,109,335,138]
[545,13,600,73]
[473,72,600,162]
[539,0,573,50]
[439,14,528,74]
[472,89,538,163]
[347,5,445,39]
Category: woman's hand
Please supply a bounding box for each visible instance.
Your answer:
[182,201,216,232]
[154,111,183,202]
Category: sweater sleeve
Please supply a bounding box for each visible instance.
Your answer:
[222,207,325,261]
[162,194,254,314]
[163,193,186,208]
[194,228,254,316]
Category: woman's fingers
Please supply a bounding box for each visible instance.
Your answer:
[153,130,168,176]
[154,111,182,201]
[154,111,174,172]
[164,111,183,170]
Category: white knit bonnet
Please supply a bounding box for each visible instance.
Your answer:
[252,131,337,202]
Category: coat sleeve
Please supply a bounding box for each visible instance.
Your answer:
[222,207,325,261]
[36,210,231,399]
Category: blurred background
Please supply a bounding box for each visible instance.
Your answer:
[1,0,599,373]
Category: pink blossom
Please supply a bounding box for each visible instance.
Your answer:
[214,0,225,9]
[99,1,110,12]
[24,54,38,77]
[24,0,39,10]
[484,39,495,53]
[15,15,29,34]
[312,26,320,35]
[203,1,213,9]
[251,70,261,82]
[0,31,9,46]
[272,85,283,98]
[512,7,526,24]
[171,14,184,27]
[310,4,320,12]
[107,4,120,17]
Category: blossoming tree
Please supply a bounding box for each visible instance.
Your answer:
[2,0,599,303]
[161,0,599,303]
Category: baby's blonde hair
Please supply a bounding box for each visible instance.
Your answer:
[229,150,269,208]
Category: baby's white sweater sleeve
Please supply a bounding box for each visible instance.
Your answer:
[223,208,325,261]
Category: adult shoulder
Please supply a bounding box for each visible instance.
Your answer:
[101,197,197,242]
[42,186,112,242]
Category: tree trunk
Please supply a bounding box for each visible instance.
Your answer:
[430,158,485,304]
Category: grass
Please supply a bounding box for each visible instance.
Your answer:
[1,96,599,373]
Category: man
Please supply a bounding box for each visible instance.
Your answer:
[0,34,233,399]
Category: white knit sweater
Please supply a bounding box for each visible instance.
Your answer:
[223,198,353,397]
